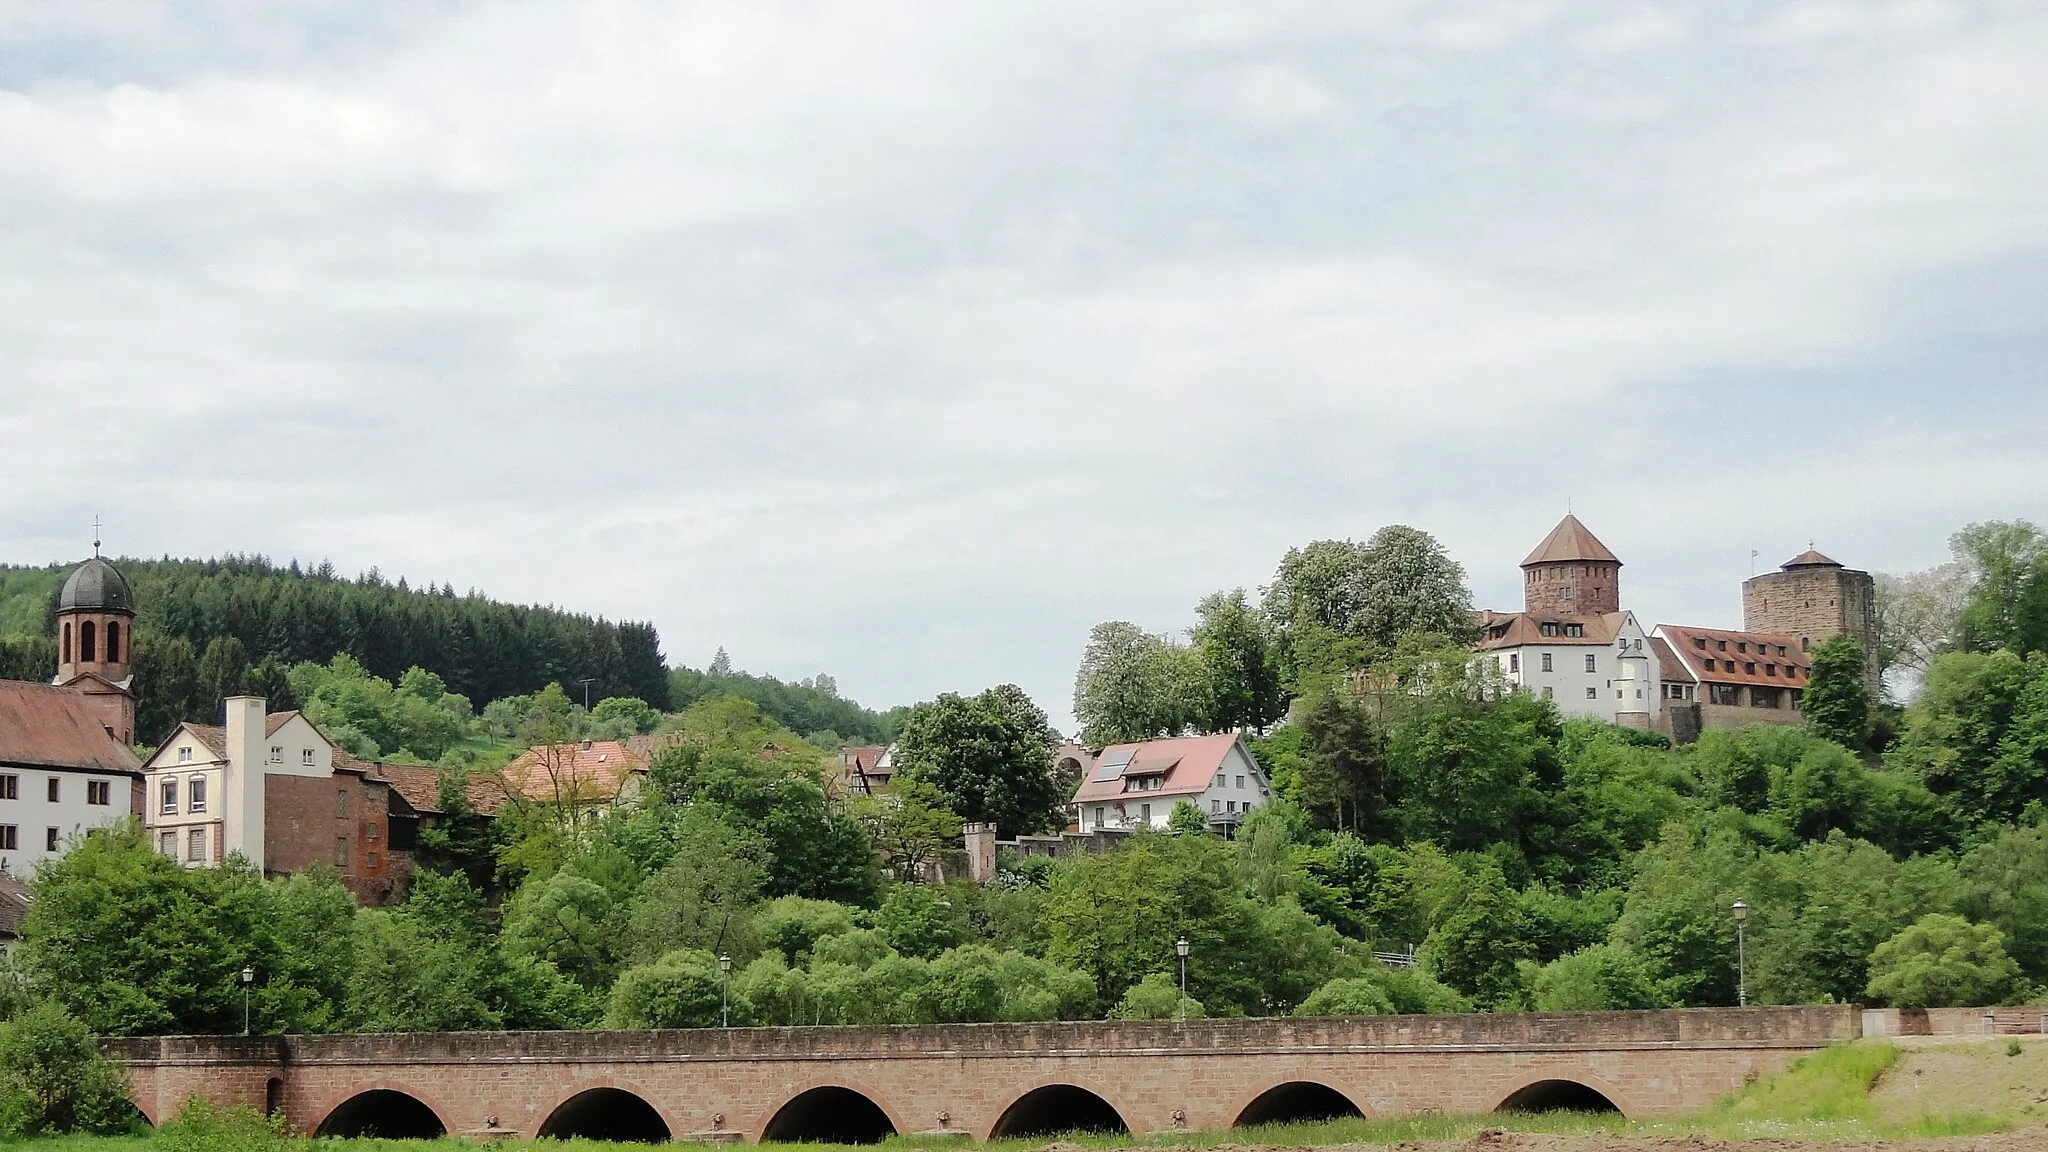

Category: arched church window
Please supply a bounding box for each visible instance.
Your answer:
[62,623,71,664]
[80,620,96,663]
[105,621,120,663]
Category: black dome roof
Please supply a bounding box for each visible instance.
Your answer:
[59,557,134,614]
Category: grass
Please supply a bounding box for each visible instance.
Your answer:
[1646,1039,2007,1142]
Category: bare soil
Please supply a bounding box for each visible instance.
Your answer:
[1132,1132,2048,1152]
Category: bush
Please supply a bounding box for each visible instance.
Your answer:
[1296,977,1394,1017]
[161,1099,296,1152]
[1111,973,1203,1020]
[0,1003,138,1136]
[605,951,749,1028]
[1865,914,2022,1008]
[1525,944,1670,1011]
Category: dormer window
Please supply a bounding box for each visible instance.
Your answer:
[1693,637,1707,649]
[1540,622,1561,637]
[1565,623,1584,637]
[1737,642,1749,654]
[1716,640,1728,651]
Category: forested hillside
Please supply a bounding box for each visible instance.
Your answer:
[0,556,667,741]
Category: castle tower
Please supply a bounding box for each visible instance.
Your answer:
[52,551,138,745]
[1521,514,1622,616]
[1743,549,1879,693]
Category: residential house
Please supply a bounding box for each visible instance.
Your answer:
[495,739,654,813]
[1652,624,1812,742]
[1068,733,1271,833]
[0,679,143,873]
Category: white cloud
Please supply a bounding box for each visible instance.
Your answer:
[1,0,2045,728]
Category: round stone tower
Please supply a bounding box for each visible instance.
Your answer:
[1521,514,1622,616]
[53,553,138,744]
[1742,549,1879,693]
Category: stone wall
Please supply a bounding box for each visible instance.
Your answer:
[1743,567,1879,691]
[106,1006,1856,1140]
[263,775,409,905]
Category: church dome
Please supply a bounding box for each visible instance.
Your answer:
[59,557,135,614]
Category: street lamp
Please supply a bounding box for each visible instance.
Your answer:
[240,966,255,1036]
[1731,901,1749,1008]
[1175,937,1191,1022]
[718,954,732,1028]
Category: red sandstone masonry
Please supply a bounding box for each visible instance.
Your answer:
[105,1006,1857,1142]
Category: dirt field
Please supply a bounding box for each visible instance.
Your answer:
[1130,1131,2048,1152]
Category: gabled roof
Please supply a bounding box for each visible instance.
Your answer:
[1522,514,1621,567]
[367,760,506,818]
[173,711,308,761]
[1648,636,1688,684]
[497,740,650,805]
[1069,733,1247,805]
[0,681,143,774]
[0,873,31,938]
[1654,625,1812,689]
[1474,610,1633,650]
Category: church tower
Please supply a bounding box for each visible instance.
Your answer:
[1521,514,1622,616]
[53,546,137,746]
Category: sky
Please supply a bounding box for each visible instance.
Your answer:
[3,1,2046,730]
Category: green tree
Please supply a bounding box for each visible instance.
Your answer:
[1297,690,1389,834]
[1110,973,1202,1020]
[195,636,250,717]
[606,950,748,1028]
[1168,800,1209,835]
[1420,864,1533,1008]
[1865,914,2021,1008]
[876,885,967,959]
[589,696,661,739]
[1953,521,2048,657]
[851,778,962,879]
[1523,944,1668,1011]
[1804,635,1872,749]
[1960,822,2048,982]
[893,685,1063,836]
[624,810,769,964]
[1191,589,1286,733]
[1295,975,1393,1017]
[1072,622,1209,746]
[1265,527,1475,657]
[0,1003,138,1136]
[501,873,615,988]
[1893,650,2039,825]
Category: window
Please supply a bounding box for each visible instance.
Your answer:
[1565,623,1584,638]
[1710,684,1740,706]
[62,622,71,664]
[336,790,349,817]
[1540,622,1560,637]
[1586,687,1598,699]
[1235,775,1245,789]
[366,823,380,842]
[335,838,348,866]
[1585,654,1598,673]
[178,746,192,763]
[1716,640,1727,651]
[1541,653,1554,672]
[188,776,207,813]
[269,746,283,764]
[367,851,380,869]
[187,829,206,862]
[302,748,315,766]
[1214,774,1224,787]
[1140,803,1151,823]
[87,780,110,806]
[79,620,96,662]
[1765,664,1778,677]
[1752,687,1784,710]
[1745,663,1757,675]
[1211,799,1220,813]
[159,831,175,856]
[1509,653,1520,673]
[0,826,18,851]
[1541,687,1554,699]
[0,775,16,800]
[1226,801,1237,814]
[45,827,58,852]
[46,777,59,803]
[1094,806,1105,826]
[1490,655,1501,673]
[1693,637,1707,649]
[160,779,177,814]
[106,620,120,662]
[1737,642,1748,654]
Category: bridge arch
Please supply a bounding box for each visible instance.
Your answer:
[1493,1075,1627,1117]
[759,1081,902,1145]
[1233,1080,1366,1127]
[987,1080,1131,1140]
[314,1085,450,1138]
[539,1084,675,1143]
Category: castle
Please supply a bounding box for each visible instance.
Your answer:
[1475,515,1879,742]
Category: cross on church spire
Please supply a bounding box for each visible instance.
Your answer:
[92,515,102,558]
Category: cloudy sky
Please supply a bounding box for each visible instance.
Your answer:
[3,1,2045,727]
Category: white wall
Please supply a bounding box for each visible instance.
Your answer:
[1484,613,1663,724]
[0,767,134,874]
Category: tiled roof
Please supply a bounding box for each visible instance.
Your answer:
[1069,733,1243,805]
[0,873,31,938]
[0,681,143,774]
[1781,549,1842,570]
[364,761,506,818]
[178,711,305,760]
[1655,625,1813,689]
[1522,514,1620,567]
[1648,636,1688,683]
[1474,610,1629,650]
[497,740,650,805]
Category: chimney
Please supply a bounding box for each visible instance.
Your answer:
[963,822,998,884]
[222,696,268,870]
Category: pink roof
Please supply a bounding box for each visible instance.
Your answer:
[1068,733,1245,805]
[497,740,649,805]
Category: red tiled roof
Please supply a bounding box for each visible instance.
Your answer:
[1069,733,1244,805]
[1655,625,1813,689]
[0,873,31,938]
[1522,514,1620,566]
[1648,636,1688,683]
[179,711,305,760]
[365,760,507,818]
[0,681,142,774]
[1781,549,1842,570]
[498,740,649,805]
[1474,610,1630,650]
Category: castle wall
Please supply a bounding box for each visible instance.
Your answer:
[1742,567,1879,691]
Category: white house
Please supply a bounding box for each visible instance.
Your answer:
[140,697,342,869]
[1473,609,1663,729]
[0,680,143,874]
[1068,733,1271,832]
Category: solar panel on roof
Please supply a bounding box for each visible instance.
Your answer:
[1089,747,1138,783]
[1102,748,1137,768]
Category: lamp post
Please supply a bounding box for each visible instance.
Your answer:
[1731,901,1749,1008]
[1175,936,1191,1022]
[718,954,732,1028]
[240,966,255,1036]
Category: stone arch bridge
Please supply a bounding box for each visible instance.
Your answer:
[107,1007,1855,1143]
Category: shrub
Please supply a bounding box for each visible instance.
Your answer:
[605,951,749,1028]
[1296,977,1394,1017]
[0,1003,138,1136]
[1111,973,1203,1020]
[1865,914,2021,1008]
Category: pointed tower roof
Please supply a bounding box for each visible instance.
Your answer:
[1521,514,1620,567]
[1781,549,1842,570]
